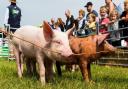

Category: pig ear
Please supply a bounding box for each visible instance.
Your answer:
[43,21,53,41]
[97,33,109,45]
[66,24,75,37]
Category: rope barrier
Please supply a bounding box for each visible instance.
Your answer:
[0,28,110,56]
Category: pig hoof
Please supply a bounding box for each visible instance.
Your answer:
[18,75,22,78]
[18,74,22,78]
[40,77,46,85]
[46,78,54,83]
[89,80,95,84]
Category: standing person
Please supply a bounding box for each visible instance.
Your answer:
[54,22,61,31]
[84,2,98,21]
[99,6,110,33]
[108,10,121,46]
[120,0,128,20]
[75,9,86,36]
[49,18,56,29]
[105,0,116,15]
[57,18,65,32]
[4,0,22,33]
[119,11,128,46]
[65,9,75,31]
[84,13,97,35]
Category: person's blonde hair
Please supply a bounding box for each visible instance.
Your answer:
[109,10,119,20]
[124,0,128,4]
[57,18,64,26]
[100,6,107,13]
[10,0,16,3]
[89,13,96,21]
[79,9,85,17]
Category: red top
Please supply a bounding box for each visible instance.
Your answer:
[99,18,110,33]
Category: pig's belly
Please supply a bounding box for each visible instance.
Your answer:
[20,44,37,58]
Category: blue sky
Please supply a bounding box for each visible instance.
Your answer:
[0,0,124,26]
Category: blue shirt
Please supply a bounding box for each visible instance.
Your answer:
[86,10,98,20]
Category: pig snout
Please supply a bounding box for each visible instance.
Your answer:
[105,41,117,52]
[61,48,73,57]
[109,45,117,52]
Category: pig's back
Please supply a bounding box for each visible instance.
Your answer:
[14,25,46,45]
[13,26,46,57]
[15,26,43,40]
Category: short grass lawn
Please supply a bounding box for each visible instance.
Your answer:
[0,60,128,89]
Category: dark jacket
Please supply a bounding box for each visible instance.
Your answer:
[120,11,127,19]
[119,20,128,40]
[8,3,21,28]
[65,15,74,31]
[59,22,65,32]
[75,19,85,30]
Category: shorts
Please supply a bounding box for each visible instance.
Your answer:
[10,29,17,33]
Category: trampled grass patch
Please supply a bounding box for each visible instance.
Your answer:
[0,60,128,89]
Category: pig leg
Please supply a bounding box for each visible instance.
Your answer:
[30,59,37,75]
[20,53,24,74]
[26,58,32,75]
[72,64,79,72]
[87,63,91,80]
[36,52,45,85]
[13,47,22,78]
[45,59,54,82]
[65,64,72,72]
[25,58,37,76]
[79,59,91,82]
[56,61,62,76]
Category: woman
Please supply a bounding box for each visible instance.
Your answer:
[57,18,65,32]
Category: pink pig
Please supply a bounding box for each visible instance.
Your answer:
[12,21,73,85]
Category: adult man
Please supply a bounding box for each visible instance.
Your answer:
[4,0,21,33]
[120,0,128,19]
[65,9,75,31]
[105,0,116,15]
[84,2,98,20]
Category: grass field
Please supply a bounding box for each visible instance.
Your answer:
[0,60,128,89]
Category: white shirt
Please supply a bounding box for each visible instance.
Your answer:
[4,8,9,25]
[78,18,85,29]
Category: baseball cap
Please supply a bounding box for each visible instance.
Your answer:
[9,0,16,3]
[84,2,93,7]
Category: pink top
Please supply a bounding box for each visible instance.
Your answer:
[99,18,110,33]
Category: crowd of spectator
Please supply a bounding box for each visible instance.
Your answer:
[48,0,128,47]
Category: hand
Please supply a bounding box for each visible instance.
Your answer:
[109,20,115,25]
[4,24,10,28]
[121,17,126,20]
[76,17,80,21]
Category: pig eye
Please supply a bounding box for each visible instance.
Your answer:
[104,41,108,45]
[53,40,62,44]
[104,41,107,44]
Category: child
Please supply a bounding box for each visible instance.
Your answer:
[84,13,96,35]
[99,6,110,34]
[75,9,86,36]
[108,10,120,46]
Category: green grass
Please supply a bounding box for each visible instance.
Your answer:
[0,60,128,89]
